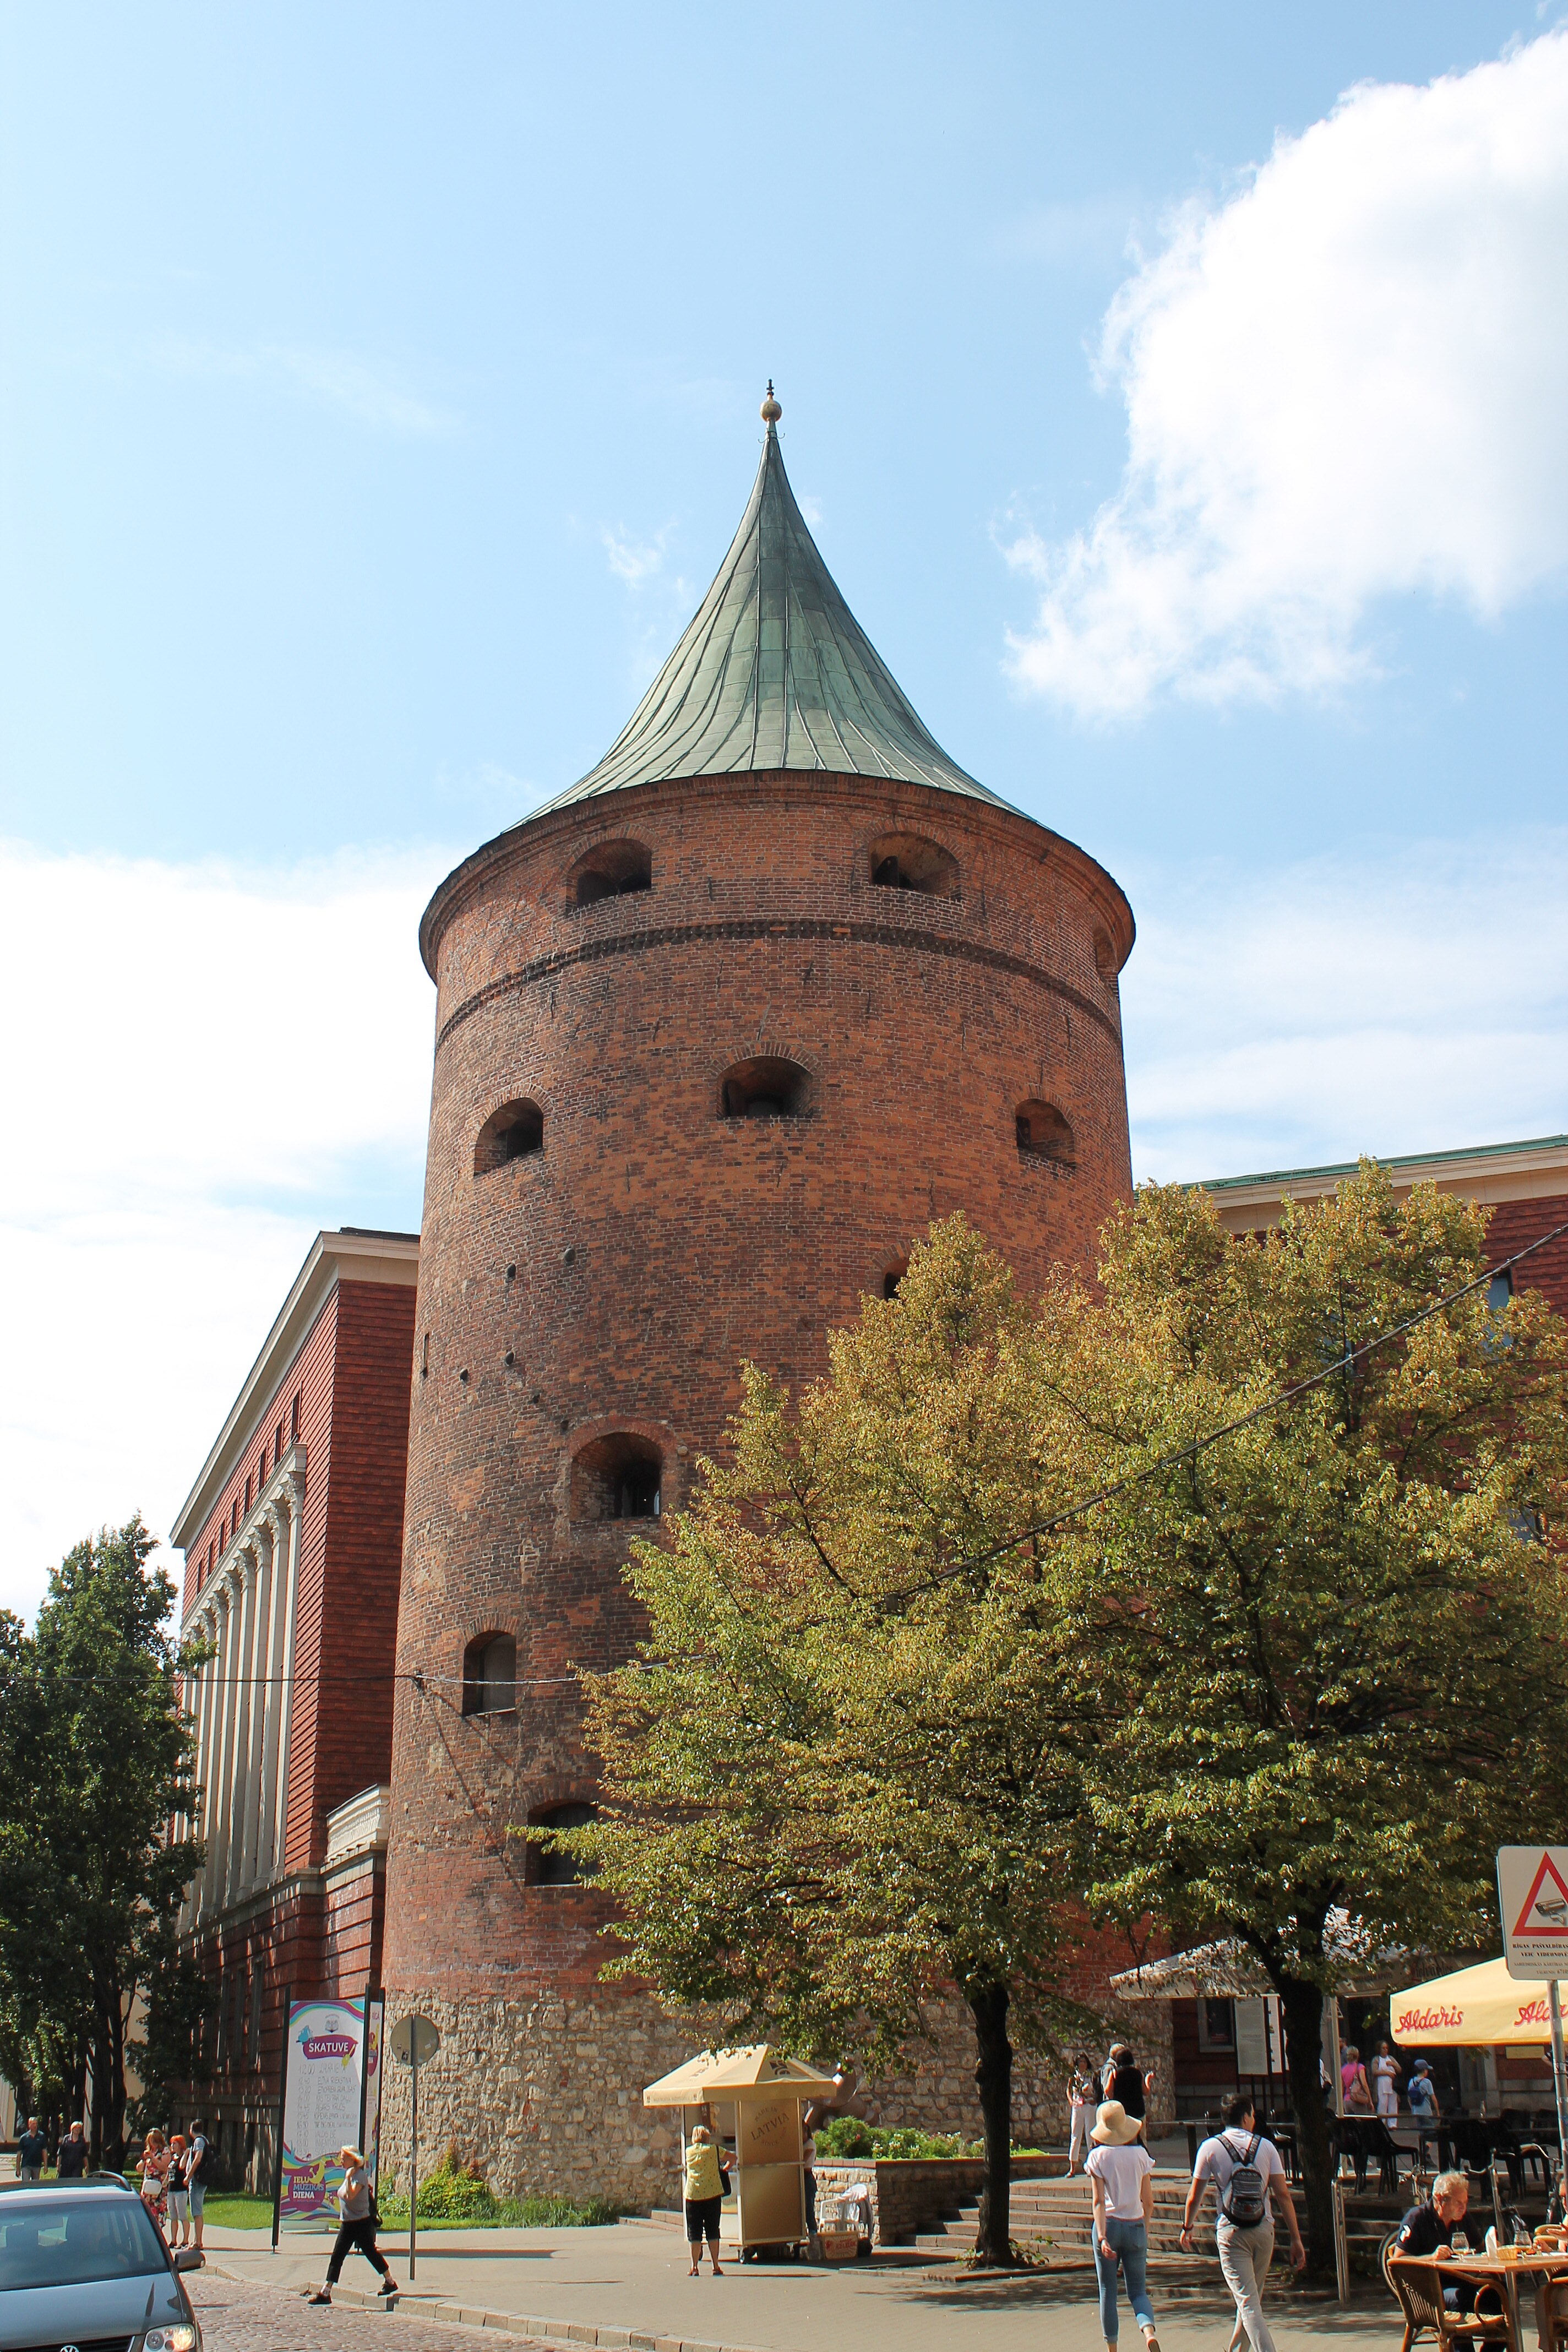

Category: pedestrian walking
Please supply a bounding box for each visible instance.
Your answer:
[1085,2100,1161,2352]
[13,2116,46,2180]
[1103,2043,1155,2144]
[1180,2094,1305,2352]
[682,2124,727,2276]
[1407,2061,1439,2124]
[165,2137,190,2246]
[1341,2046,1374,2114]
[1372,2041,1402,2120]
[308,2145,400,2305]
[1068,2053,1098,2174]
[56,2122,88,2179]
[181,2120,213,2253]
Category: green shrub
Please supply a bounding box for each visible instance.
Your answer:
[411,2144,499,2219]
[812,2119,985,2161]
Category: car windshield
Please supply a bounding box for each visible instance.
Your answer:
[0,2195,167,2288]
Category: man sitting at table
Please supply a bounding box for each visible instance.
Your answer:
[1396,2171,1506,2350]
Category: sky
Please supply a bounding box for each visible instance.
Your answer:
[2,3,1565,1614]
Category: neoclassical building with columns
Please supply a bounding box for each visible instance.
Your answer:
[171,1226,416,2188]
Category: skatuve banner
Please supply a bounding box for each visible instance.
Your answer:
[276,1995,383,2221]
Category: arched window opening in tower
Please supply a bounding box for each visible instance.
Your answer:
[461,1632,517,1716]
[532,1801,599,1886]
[883,1260,908,1300]
[568,839,652,910]
[474,1099,545,1174]
[1015,1099,1076,1166]
[571,1433,662,1523]
[719,1057,810,1120]
[867,832,959,897]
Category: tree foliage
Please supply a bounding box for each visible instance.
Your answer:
[559,1220,1101,2263]
[562,1173,1568,2275]
[1067,1168,1568,2271]
[0,1517,206,2163]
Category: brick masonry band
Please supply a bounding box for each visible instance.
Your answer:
[434,911,1125,1055]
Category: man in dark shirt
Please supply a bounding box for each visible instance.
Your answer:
[1397,2173,1504,2350]
[13,2117,46,2180]
[55,2122,88,2178]
[1104,2044,1156,2144]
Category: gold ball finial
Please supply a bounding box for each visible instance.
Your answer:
[760,379,782,425]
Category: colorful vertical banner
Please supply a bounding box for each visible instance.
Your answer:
[361,1992,385,2190]
[277,1996,373,2220]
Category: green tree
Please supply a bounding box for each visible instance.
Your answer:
[1066,1169,1568,2275]
[0,1518,204,2165]
[555,1221,1101,2267]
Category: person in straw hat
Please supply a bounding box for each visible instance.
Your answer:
[1084,2100,1161,2352]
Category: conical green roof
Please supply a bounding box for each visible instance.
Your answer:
[533,412,1005,814]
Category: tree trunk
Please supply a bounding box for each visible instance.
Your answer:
[1278,1976,1335,2282]
[968,1981,1014,2267]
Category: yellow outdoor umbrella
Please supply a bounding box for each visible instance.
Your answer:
[1392,1957,1558,2047]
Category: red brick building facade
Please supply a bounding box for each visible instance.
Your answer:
[172,1228,417,2187]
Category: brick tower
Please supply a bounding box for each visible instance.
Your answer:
[381,394,1137,2201]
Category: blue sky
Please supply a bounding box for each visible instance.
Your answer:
[2,3,1565,1604]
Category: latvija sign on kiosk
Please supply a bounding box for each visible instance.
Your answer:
[1496,1845,1568,2160]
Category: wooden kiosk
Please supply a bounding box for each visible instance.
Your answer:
[644,2045,839,2257]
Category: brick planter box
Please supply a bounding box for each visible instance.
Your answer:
[814,2154,1065,2246]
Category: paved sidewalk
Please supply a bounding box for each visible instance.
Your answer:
[189,2268,559,2352]
[203,2218,1401,2352]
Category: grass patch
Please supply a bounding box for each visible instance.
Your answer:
[200,2193,276,2231]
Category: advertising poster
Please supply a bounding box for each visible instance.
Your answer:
[277,1997,372,2221]
[362,1992,385,2188]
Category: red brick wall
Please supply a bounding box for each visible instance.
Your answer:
[1487,1191,1568,1320]
[384,770,1136,2006]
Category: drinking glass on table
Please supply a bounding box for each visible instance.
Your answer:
[1452,2229,1472,2256]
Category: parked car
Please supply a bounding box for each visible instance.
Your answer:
[0,2174,202,2350]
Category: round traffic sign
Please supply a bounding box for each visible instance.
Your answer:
[391,2013,442,2066]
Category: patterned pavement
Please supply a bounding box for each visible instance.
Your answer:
[188,2268,561,2352]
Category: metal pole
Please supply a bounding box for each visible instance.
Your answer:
[1549,1981,1568,2197]
[1332,2178,1349,2306]
[409,2047,418,2283]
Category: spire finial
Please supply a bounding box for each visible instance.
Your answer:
[760,379,782,428]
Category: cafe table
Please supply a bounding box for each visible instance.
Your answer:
[1400,2248,1568,2352]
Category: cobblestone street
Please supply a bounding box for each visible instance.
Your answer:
[188,2270,559,2352]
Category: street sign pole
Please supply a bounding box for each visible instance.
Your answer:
[1550,1983,1568,2187]
[391,2014,441,2289]
[1498,1845,1568,2196]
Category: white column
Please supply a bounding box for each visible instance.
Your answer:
[268,1481,303,1880]
[238,1527,273,1891]
[224,1550,259,1907]
[185,1624,218,1925]
[203,1591,233,1913]
[256,1504,288,1885]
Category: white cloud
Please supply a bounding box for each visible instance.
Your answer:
[1006,31,1568,717]
[153,336,459,437]
[1124,830,1568,1181]
[0,841,451,1621]
[602,525,671,587]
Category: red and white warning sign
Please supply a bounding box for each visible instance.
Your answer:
[1498,1847,1568,1981]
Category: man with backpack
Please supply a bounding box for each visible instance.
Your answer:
[1179,2095,1305,2352]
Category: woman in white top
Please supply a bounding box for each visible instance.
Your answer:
[1084,2101,1160,2352]
[1371,2042,1402,2121]
[1068,2053,1099,2176]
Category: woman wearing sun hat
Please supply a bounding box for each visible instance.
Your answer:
[1084,2100,1161,2352]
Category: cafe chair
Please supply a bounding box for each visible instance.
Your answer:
[1386,2256,1518,2352]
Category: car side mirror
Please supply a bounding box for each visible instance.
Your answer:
[173,2247,204,2272]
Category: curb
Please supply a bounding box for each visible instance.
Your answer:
[202,2262,774,2352]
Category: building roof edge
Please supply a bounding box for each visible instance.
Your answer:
[170,1229,419,1553]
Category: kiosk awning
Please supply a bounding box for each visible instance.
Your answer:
[643,2045,840,2107]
